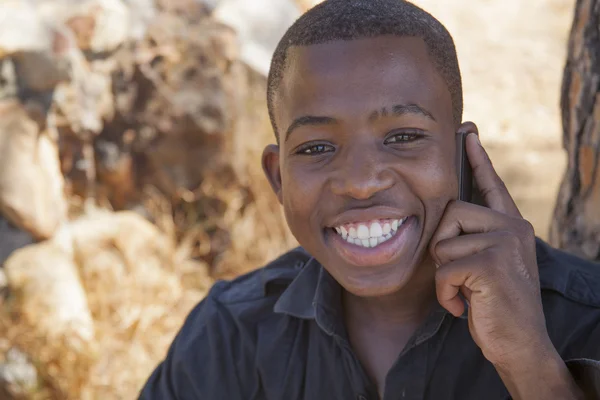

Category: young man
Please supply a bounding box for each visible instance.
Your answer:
[140,1,600,399]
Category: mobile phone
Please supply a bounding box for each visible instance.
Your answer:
[456,131,473,202]
[456,132,484,205]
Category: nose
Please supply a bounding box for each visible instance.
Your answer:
[329,146,395,200]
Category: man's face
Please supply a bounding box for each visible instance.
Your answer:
[264,36,462,297]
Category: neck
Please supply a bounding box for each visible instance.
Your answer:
[343,259,438,332]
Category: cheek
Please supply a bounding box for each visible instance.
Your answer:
[406,148,457,201]
[280,164,323,235]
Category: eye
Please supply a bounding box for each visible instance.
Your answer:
[384,130,424,145]
[295,143,335,155]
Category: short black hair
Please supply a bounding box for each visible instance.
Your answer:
[267,0,463,141]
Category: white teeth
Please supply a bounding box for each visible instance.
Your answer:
[383,223,391,235]
[370,222,383,238]
[340,226,348,239]
[357,225,370,239]
[349,227,357,239]
[334,217,409,248]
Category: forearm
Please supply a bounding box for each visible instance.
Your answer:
[496,349,584,400]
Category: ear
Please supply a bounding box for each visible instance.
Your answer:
[457,121,479,136]
[262,144,283,204]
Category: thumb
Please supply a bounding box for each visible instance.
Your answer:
[466,133,521,217]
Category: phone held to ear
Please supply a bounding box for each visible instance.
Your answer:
[456,131,472,202]
[456,131,484,205]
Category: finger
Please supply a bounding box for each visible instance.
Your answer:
[432,232,501,266]
[435,259,472,317]
[466,133,521,217]
[435,252,488,317]
[429,201,519,255]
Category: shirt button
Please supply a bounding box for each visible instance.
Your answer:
[357,395,368,400]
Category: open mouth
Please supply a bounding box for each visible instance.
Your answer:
[326,216,415,267]
[331,217,408,248]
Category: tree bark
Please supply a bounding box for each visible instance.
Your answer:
[550,0,600,261]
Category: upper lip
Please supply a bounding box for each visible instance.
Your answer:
[326,206,410,228]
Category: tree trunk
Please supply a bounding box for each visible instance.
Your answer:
[550,0,600,261]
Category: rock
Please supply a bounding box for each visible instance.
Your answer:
[0,102,67,240]
[4,241,95,345]
[213,0,301,75]
[0,1,54,57]
[66,0,130,53]
[0,1,71,94]
[67,209,173,262]
[0,348,38,399]
[124,0,158,41]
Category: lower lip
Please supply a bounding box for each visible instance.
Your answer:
[327,216,416,267]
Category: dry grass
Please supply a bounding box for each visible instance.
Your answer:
[0,204,213,399]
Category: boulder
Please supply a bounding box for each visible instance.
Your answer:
[0,103,67,240]
[4,241,95,345]
[0,1,55,57]
[214,0,301,75]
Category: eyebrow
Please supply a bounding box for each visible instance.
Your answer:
[285,115,337,142]
[368,104,436,123]
[284,103,436,142]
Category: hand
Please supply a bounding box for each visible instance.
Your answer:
[429,134,582,399]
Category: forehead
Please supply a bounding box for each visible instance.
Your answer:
[276,36,453,130]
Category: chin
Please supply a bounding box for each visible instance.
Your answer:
[333,260,419,298]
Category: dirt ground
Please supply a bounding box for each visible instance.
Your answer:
[303,0,575,239]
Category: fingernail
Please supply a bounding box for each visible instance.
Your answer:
[469,132,480,145]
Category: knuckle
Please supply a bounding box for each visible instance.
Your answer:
[518,219,535,238]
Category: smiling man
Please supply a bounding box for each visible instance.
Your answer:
[139,1,600,399]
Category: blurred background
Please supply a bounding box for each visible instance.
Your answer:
[1,0,598,398]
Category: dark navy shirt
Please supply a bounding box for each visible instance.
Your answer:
[139,239,600,399]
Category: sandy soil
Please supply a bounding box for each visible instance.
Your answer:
[301,0,575,239]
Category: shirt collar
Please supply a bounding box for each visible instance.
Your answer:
[273,256,345,337]
[274,240,559,343]
[274,255,454,341]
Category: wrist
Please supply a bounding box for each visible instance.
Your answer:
[495,343,583,400]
